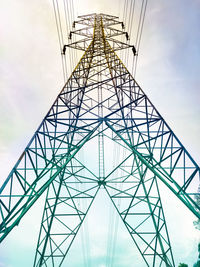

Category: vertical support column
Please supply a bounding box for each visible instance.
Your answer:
[98,64,105,181]
[96,15,105,182]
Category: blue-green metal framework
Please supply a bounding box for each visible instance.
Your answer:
[0,13,199,267]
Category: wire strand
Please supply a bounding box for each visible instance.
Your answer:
[133,0,148,78]
[52,0,67,82]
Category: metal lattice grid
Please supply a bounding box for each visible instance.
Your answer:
[0,13,199,267]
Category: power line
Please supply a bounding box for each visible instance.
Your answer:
[52,0,67,82]
[132,0,148,78]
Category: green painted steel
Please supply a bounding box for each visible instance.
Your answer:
[0,13,199,267]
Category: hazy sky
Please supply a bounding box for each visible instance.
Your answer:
[0,0,200,266]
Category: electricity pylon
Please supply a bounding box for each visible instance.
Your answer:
[0,13,200,267]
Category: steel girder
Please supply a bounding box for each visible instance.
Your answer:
[0,13,199,267]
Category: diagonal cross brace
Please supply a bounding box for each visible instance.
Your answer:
[105,121,200,219]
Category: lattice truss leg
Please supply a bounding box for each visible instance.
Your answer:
[0,13,199,267]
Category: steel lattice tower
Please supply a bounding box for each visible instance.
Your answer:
[0,13,200,267]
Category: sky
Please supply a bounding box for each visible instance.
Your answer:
[0,0,200,266]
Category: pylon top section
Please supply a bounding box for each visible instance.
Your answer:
[67,13,133,52]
